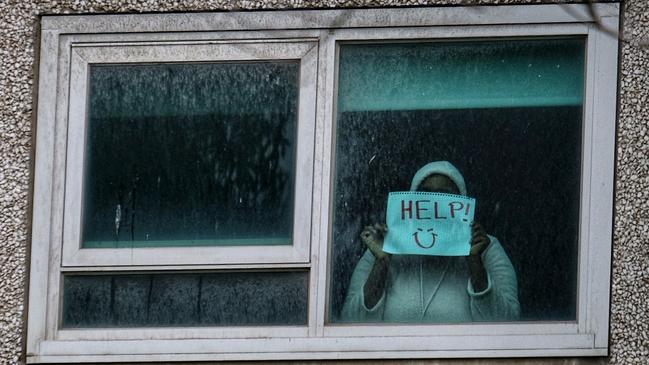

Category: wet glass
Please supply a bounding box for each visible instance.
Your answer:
[62,271,308,327]
[82,62,298,248]
[329,39,585,323]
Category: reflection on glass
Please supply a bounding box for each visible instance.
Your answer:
[82,62,299,248]
[62,271,309,327]
[329,39,584,323]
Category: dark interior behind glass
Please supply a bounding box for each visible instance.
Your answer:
[82,62,299,248]
[329,39,584,323]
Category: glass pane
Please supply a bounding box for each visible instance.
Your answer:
[329,39,584,323]
[82,62,299,248]
[62,271,309,327]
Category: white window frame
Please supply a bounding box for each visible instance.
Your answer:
[27,3,619,363]
[62,41,317,267]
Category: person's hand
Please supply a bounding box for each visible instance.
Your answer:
[360,223,390,259]
[470,221,490,257]
[467,221,490,292]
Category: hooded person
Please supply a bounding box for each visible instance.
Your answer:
[340,161,520,323]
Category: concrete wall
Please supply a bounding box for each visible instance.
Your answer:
[0,0,646,364]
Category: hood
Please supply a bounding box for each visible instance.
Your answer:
[409,161,467,196]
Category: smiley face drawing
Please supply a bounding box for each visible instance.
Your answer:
[413,227,438,249]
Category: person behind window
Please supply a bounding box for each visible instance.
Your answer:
[341,161,520,322]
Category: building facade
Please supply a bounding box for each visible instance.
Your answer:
[0,0,647,364]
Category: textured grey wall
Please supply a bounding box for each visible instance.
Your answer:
[0,0,646,364]
[610,0,649,364]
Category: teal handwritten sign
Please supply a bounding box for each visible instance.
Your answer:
[382,192,476,256]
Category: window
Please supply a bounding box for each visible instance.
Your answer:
[63,41,316,266]
[28,4,619,362]
[330,39,584,324]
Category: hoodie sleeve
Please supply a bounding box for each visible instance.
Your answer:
[340,250,386,322]
[467,236,521,321]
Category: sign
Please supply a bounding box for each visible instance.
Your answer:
[382,192,476,256]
